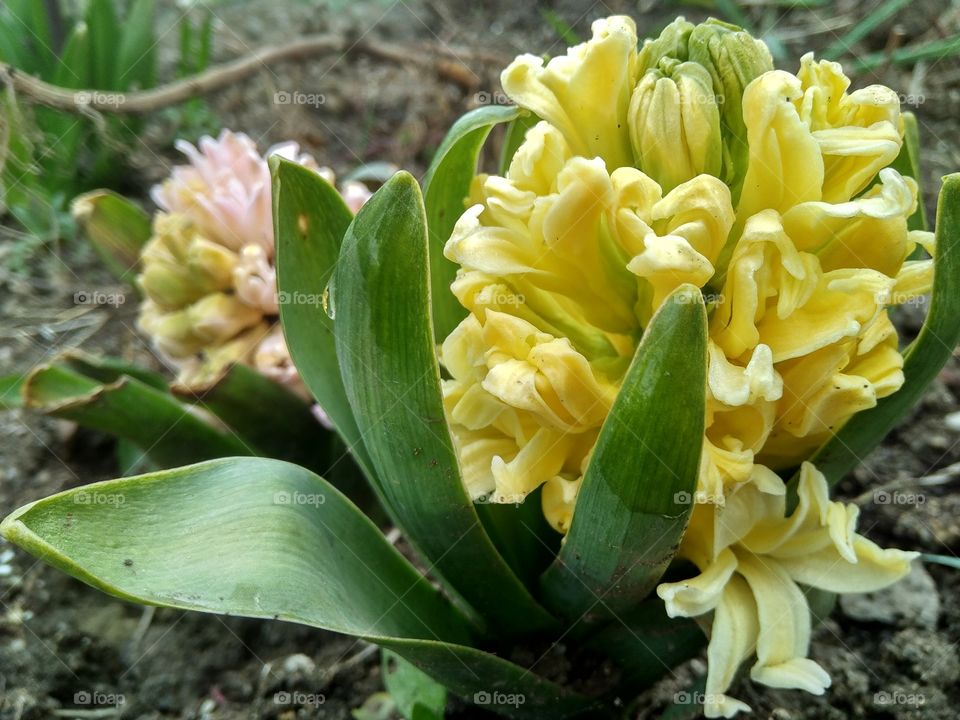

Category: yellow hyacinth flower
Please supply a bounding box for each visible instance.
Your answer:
[658,463,916,717]
[440,15,929,715]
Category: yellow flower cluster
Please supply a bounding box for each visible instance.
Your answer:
[439,16,928,716]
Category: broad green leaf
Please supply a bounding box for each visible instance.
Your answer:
[475,488,559,589]
[382,650,447,720]
[1,458,593,719]
[57,351,167,390]
[801,174,960,490]
[72,190,152,283]
[271,158,376,480]
[384,637,595,719]
[23,363,249,466]
[422,104,522,341]
[540,286,707,625]
[171,363,338,477]
[115,439,155,476]
[332,172,557,635]
[889,112,927,232]
[585,599,705,691]
[0,458,471,644]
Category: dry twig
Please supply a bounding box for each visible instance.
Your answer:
[0,34,509,115]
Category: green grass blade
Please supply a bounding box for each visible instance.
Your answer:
[822,0,912,60]
[333,172,557,635]
[116,0,156,90]
[421,104,522,341]
[540,286,707,625]
[85,0,118,87]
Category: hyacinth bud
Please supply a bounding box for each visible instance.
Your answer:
[628,58,722,192]
[186,293,262,345]
[637,17,773,196]
[688,20,773,192]
[138,214,237,308]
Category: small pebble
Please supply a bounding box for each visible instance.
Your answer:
[944,410,960,432]
[282,653,316,675]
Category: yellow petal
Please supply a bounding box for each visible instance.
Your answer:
[501,16,638,168]
[703,575,758,719]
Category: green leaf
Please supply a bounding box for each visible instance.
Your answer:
[0,458,593,719]
[382,649,447,720]
[0,458,471,643]
[498,110,537,176]
[22,363,250,466]
[171,363,337,476]
[72,190,152,283]
[385,637,595,719]
[271,157,377,481]
[585,599,705,691]
[116,0,156,90]
[891,112,927,232]
[332,171,557,635]
[540,286,707,625]
[422,104,522,341]
[0,373,25,410]
[475,487,559,589]
[799,174,960,490]
[52,22,92,89]
[57,351,167,391]
[85,0,118,88]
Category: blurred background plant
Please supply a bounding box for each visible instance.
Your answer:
[0,0,217,269]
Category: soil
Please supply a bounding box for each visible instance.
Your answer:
[2,1,960,719]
